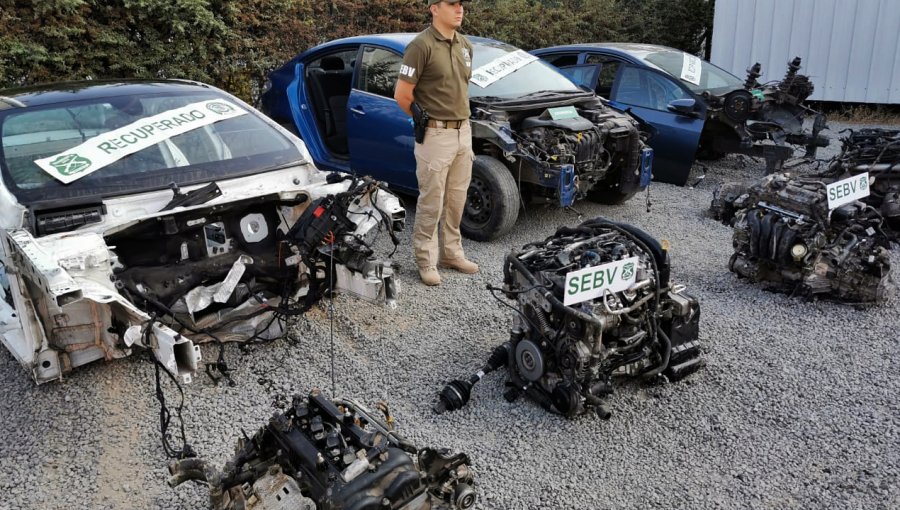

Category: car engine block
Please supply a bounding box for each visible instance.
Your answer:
[434,218,702,418]
[821,128,900,232]
[715,172,891,304]
[169,389,476,510]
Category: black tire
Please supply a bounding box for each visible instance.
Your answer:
[696,145,727,161]
[586,181,638,205]
[696,128,730,161]
[461,155,520,241]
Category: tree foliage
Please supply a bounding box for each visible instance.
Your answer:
[0,0,714,101]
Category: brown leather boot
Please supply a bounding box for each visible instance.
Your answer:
[418,265,441,286]
[439,257,479,274]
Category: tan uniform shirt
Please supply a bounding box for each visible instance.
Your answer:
[398,26,473,121]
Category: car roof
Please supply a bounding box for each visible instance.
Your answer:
[534,42,686,64]
[298,32,501,57]
[0,80,215,109]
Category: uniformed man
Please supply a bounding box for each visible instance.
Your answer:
[394,0,477,286]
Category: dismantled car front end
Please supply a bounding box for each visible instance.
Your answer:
[435,217,702,418]
[699,57,829,171]
[0,82,404,384]
[464,47,652,241]
[469,93,652,213]
[169,389,477,510]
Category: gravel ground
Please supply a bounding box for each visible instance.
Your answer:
[1,122,898,509]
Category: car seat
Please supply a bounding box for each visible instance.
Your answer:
[307,56,352,155]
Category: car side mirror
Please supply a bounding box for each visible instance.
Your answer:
[667,98,697,117]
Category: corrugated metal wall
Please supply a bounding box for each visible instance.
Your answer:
[711,0,900,104]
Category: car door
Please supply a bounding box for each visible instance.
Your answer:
[538,52,582,68]
[555,64,601,91]
[607,62,705,185]
[346,45,417,192]
[536,52,596,89]
[550,53,617,100]
[287,48,359,173]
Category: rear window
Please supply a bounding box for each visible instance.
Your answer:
[0,90,303,205]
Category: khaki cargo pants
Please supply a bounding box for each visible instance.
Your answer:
[413,121,474,269]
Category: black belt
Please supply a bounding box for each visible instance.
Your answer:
[427,119,466,129]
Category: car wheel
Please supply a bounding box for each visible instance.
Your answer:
[586,181,638,205]
[461,155,520,241]
[696,130,729,160]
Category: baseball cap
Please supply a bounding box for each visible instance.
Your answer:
[428,0,465,5]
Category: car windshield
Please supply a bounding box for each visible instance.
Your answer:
[642,50,744,94]
[469,40,581,99]
[0,89,303,205]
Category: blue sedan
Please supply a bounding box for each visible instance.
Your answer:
[262,34,651,241]
[533,43,828,186]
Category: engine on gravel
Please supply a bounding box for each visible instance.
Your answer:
[169,389,476,510]
[818,128,900,231]
[434,218,702,418]
[714,172,891,304]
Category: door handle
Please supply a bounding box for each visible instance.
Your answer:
[350,106,365,115]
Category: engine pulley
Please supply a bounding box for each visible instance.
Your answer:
[515,339,545,382]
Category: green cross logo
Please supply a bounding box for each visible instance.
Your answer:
[206,102,235,115]
[622,262,635,280]
[49,154,92,176]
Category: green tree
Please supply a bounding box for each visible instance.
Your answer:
[465,0,625,50]
[617,0,714,55]
[0,0,715,101]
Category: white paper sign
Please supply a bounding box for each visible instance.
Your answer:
[680,54,702,86]
[470,50,538,88]
[564,256,639,306]
[35,100,248,184]
[826,173,871,210]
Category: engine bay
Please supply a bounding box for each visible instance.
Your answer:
[0,172,405,384]
[471,97,648,206]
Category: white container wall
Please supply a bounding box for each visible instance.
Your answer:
[711,0,900,104]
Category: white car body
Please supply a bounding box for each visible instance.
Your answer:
[0,81,404,384]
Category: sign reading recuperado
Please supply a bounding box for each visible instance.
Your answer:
[470,50,537,88]
[35,100,248,184]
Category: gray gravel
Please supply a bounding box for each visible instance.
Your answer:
[1,122,899,509]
